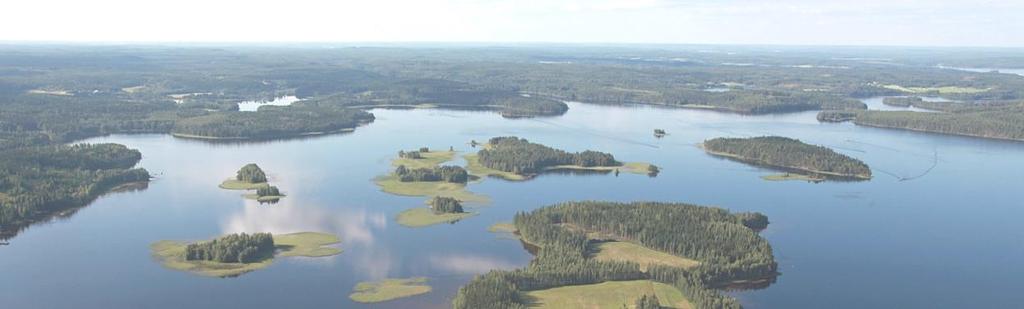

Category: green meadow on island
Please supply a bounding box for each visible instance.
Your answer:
[150,232,341,277]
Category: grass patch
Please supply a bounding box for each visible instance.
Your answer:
[150,232,341,277]
[523,280,693,309]
[374,175,488,203]
[464,153,528,181]
[121,85,147,93]
[219,179,269,190]
[544,161,653,175]
[882,84,991,94]
[242,194,286,202]
[761,173,825,182]
[591,241,699,271]
[349,277,432,303]
[488,222,517,233]
[392,150,457,169]
[396,208,476,228]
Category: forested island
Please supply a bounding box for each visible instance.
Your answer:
[171,106,375,140]
[375,148,488,204]
[0,143,150,239]
[396,196,476,228]
[702,136,872,180]
[453,201,777,309]
[220,164,286,202]
[828,104,1024,142]
[151,232,341,277]
[467,137,655,180]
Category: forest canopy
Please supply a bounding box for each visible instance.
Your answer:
[703,136,872,179]
[476,136,621,175]
[453,201,777,309]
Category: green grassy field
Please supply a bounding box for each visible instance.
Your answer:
[396,208,477,228]
[150,232,342,277]
[218,179,269,190]
[374,175,489,203]
[349,277,432,303]
[487,222,517,233]
[522,280,693,309]
[591,241,699,271]
[242,193,286,202]
[392,150,458,169]
[544,161,654,175]
[463,153,529,181]
[761,173,825,182]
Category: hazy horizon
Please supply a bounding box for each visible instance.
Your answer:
[2,0,1021,47]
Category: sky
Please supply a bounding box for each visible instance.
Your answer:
[1,0,1022,47]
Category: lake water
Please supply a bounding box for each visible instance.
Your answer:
[936,66,1024,77]
[237,96,300,111]
[861,96,947,112]
[2,102,1024,308]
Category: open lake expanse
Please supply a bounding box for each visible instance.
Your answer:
[3,101,1023,308]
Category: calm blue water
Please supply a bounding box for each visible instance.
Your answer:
[2,102,1023,308]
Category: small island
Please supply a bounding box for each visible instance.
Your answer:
[349,277,433,303]
[396,196,476,228]
[465,136,656,180]
[221,164,287,201]
[453,201,777,309]
[150,232,342,277]
[702,136,872,180]
[375,147,488,203]
[654,129,667,138]
[219,163,269,190]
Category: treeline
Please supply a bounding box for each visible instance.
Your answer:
[171,106,374,140]
[395,165,469,183]
[882,96,925,107]
[185,233,275,264]
[0,144,150,239]
[453,201,777,309]
[477,137,621,175]
[429,196,464,214]
[852,104,1024,141]
[703,136,872,179]
[236,164,267,183]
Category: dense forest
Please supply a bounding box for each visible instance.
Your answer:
[852,105,1024,141]
[256,186,281,197]
[477,137,621,175]
[236,164,267,183]
[395,165,469,183]
[0,144,150,239]
[703,136,872,179]
[184,233,275,264]
[453,201,777,309]
[171,106,375,140]
[429,196,464,214]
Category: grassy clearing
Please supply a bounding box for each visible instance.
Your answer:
[544,161,653,175]
[761,173,824,182]
[523,280,693,309]
[392,150,457,169]
[463,154,528,181]
[396,208,476,228]
[28,89,72,96]
[488,222,517,233]
[121,85,147,93]
[374,175,489,204]
[349,277,432,303]
[150,232,341,277]
[591,241,699,271]
[242,193,286,202]
[882,84,990,94]
[218,179,269,190]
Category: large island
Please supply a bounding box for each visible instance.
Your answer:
[0,144,151,240]
[453,201,777,309]
[465,136,655,180]
[172,106,375,140]
[702,136,872,181]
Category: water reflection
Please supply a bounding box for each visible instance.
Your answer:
[220,199,387,247]
[427,254,519,275]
